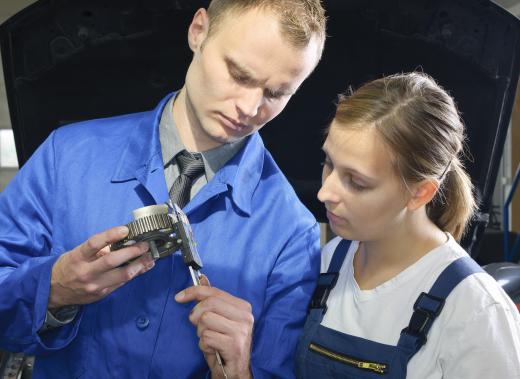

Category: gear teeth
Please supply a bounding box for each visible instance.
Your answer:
[127,213,174,239]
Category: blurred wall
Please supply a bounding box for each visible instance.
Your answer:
[0,0,37,192]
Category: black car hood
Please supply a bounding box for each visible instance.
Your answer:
[1,0,519,254]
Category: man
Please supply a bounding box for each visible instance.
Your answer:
[0,1,326,377]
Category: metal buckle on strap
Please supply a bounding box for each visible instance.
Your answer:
[402,292,445,345]
[414,292,445,318]
[309,272,339,314]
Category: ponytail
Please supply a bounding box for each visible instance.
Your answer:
[427,159,477,241]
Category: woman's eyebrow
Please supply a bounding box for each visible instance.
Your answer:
[321,147,377,183]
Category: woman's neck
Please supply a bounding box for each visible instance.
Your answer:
[353,211,447,290]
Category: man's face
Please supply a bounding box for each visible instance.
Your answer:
[182,7,320,151]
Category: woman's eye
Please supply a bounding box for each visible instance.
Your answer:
[321,159,332,168]
[349,176,367,191]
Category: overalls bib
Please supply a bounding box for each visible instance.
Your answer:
[295,240,483,378]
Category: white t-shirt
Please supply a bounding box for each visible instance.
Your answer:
[321,235,520,379]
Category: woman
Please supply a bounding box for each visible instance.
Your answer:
[295,72,520,378]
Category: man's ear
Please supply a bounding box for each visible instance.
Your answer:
[188,8,210,52]
[406,179,439,211]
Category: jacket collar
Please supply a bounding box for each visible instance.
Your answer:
[210,132,265,216]
[111,93,175,183]
[111,91,265,216]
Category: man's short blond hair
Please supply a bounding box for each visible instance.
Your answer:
[206,0,326,57]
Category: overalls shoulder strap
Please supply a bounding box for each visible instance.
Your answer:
[398,256,484,357]
[308,239,352,317]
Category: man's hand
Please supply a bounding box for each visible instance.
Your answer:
[48,226,155,309]
[175,276,254,379]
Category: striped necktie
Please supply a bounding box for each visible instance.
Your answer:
[169,150,205,208]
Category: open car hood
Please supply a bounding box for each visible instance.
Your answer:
[1,0,519,255]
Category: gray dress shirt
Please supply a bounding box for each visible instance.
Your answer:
[160,94,247,199]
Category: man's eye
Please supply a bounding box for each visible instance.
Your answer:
[232,72,249,84]
[265,90,283,100]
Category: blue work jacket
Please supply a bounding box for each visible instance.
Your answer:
[0,93,320,378]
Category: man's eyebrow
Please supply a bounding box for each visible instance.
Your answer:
[224,56,296,96]
[224,57,260,86]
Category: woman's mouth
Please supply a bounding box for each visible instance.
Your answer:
[326,210,346,225]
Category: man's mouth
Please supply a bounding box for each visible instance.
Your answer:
[218,113,248,131]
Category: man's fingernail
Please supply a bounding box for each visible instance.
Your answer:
[129,269,138,278]
[118,226,129,235]
[174,291,185,301]
[146,261,155,270]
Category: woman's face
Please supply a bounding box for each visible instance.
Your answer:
[318,122,412,242]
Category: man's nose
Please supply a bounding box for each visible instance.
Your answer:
[236,88,263,119]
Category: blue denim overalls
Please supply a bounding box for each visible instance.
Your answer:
[295,239,483,378]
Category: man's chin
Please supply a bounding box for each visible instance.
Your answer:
[212,129,251,144]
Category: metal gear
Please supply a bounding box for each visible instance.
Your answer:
[110,204,182,260]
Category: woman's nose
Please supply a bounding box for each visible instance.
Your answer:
[317,172,340,204]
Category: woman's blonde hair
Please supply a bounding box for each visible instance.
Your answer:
[333,72,476,241]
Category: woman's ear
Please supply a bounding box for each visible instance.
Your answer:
[187,8,210,52]
[406,179,439,211]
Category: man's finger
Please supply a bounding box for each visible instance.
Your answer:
[174,286,250,310]
[195,310,239,337]
[190,296,252,325]
[96,246,111,259]
[92,242,149,272]
[95,253,155,289]
[199,274,210,286]
[78,226,129,259]
[199,330,225,354]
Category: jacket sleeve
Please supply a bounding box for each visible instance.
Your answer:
[0,131,83,355]
[249,222,320,379]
